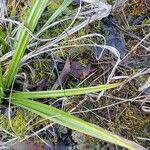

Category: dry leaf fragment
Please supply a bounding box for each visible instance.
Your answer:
[52,58,70,90]
[52,59,96,90]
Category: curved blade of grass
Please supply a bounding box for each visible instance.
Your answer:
[36,0,73,38]
[42,0,73,30]
[11,98,146,150]
[4,0,50,89]
[12,83,120,99]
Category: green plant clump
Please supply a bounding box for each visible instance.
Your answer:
[0,0,147,150]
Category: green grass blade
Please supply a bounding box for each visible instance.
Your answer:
[4,0,50,89]
[11,98,146,150]
[12,83,120,99]
[0,63,3,104]
[0,36,7,54]
[0,62,3,88]
[42,0,73,29]
[0,27,7,54]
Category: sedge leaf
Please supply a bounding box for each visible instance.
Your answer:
[12,98,146,150]
[5,0,50,88]
[12,83,119,99]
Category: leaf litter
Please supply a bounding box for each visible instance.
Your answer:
[52,58,96,90]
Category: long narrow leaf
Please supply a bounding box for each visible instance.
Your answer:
[0,36,7,54]
[42,0,73,29]
[0,62,3,103]
[4,0,50,88]
[12,98,146,150]
[0,62,3,88]
[12,83,120,99]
